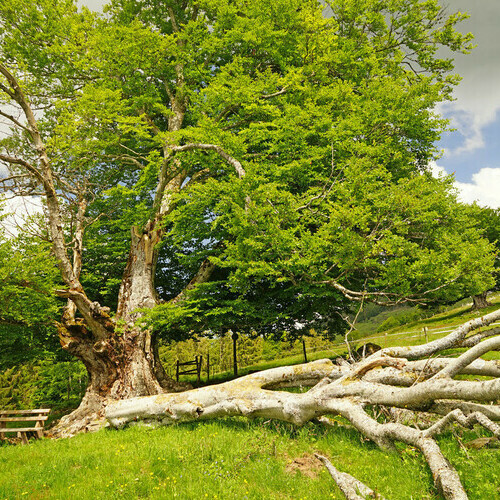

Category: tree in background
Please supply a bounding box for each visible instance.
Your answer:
[0,0,495,437]
[0,208,62,365]
[467,205,499,308]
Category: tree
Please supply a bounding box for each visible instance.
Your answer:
[0,0,495,442]
[0,208,63,367]
[467,205,500,309]
[107,308,500,500]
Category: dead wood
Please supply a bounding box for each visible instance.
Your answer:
[106,308,500,499]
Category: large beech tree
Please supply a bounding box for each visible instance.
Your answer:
[0,0,496,451]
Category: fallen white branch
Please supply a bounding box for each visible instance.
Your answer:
[315,454,386,500]
[105,308,500,499]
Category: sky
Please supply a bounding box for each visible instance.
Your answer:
[431,0,500,208]
[76,0,500,209]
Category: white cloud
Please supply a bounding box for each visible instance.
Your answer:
[77,0,106,12]
[455,168,500,208]
[437,0,500,155]
[1,196,43,237]
[430,161,500,208]
[429,161,448,179]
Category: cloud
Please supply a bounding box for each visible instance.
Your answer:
[430,161,500,209]
[455,168,500,208]
[77,0,106,12]
[438,0,500,155]
[1,195,44,237]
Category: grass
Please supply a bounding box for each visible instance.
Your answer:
[2,418,499,499]
[184,293,500,386]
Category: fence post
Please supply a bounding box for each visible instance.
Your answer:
[198,355,203,383]
[232,332,239,376]
[302,338,308,363]
[423,326,428,343]
[176,360,180,382]
[207,353,210,383]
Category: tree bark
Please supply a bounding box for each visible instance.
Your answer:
[116,224,160,322]
[472,291,491,310]
[105,309,500,499]
[52,322,163,437]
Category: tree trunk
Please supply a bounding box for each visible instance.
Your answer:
[116,223,160,321]
[472,291,491,310]
[51,322,165,437]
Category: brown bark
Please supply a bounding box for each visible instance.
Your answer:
[116,224,161,321]
[52,321,163,437]
[472,291,491,310]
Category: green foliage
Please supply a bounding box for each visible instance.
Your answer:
[0,227,61,327]
[0,324,61,371]
[0,360,87,410]
[466,205,500,289]
[0,207,63,368]
[1,0,494,347]
[0,365,39,410]
[376,315,401,333]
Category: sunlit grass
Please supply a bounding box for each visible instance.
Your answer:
[2,297,500,499]
[4,418,497,500]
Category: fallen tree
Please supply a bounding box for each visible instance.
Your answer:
[106,307,500,500]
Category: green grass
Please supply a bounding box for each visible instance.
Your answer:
[2,419,499,499]
[3,297,500,499]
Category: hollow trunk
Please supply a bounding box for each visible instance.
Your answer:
[472,291,491,310]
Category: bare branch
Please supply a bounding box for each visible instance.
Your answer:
[0,153,43,181]
[0,109,32,133]
[315,454,387,500]
[169,143,246,178]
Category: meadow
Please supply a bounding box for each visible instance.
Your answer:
[1,417,499,499]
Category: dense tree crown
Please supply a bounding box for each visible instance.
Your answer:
[2,5,500,496]
[0,0,495,338]
[0,0,496,429]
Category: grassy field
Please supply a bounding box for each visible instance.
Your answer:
[1,418,499,499]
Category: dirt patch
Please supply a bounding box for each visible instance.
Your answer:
[285,453,323,479]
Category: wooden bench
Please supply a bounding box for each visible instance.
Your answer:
[0,409,51,444]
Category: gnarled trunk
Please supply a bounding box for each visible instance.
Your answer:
[51,322,166,437]
[472,291,491,310]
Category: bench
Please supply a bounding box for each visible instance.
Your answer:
[0,409,51,444]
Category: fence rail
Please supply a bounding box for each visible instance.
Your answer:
[176,356,203,383]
